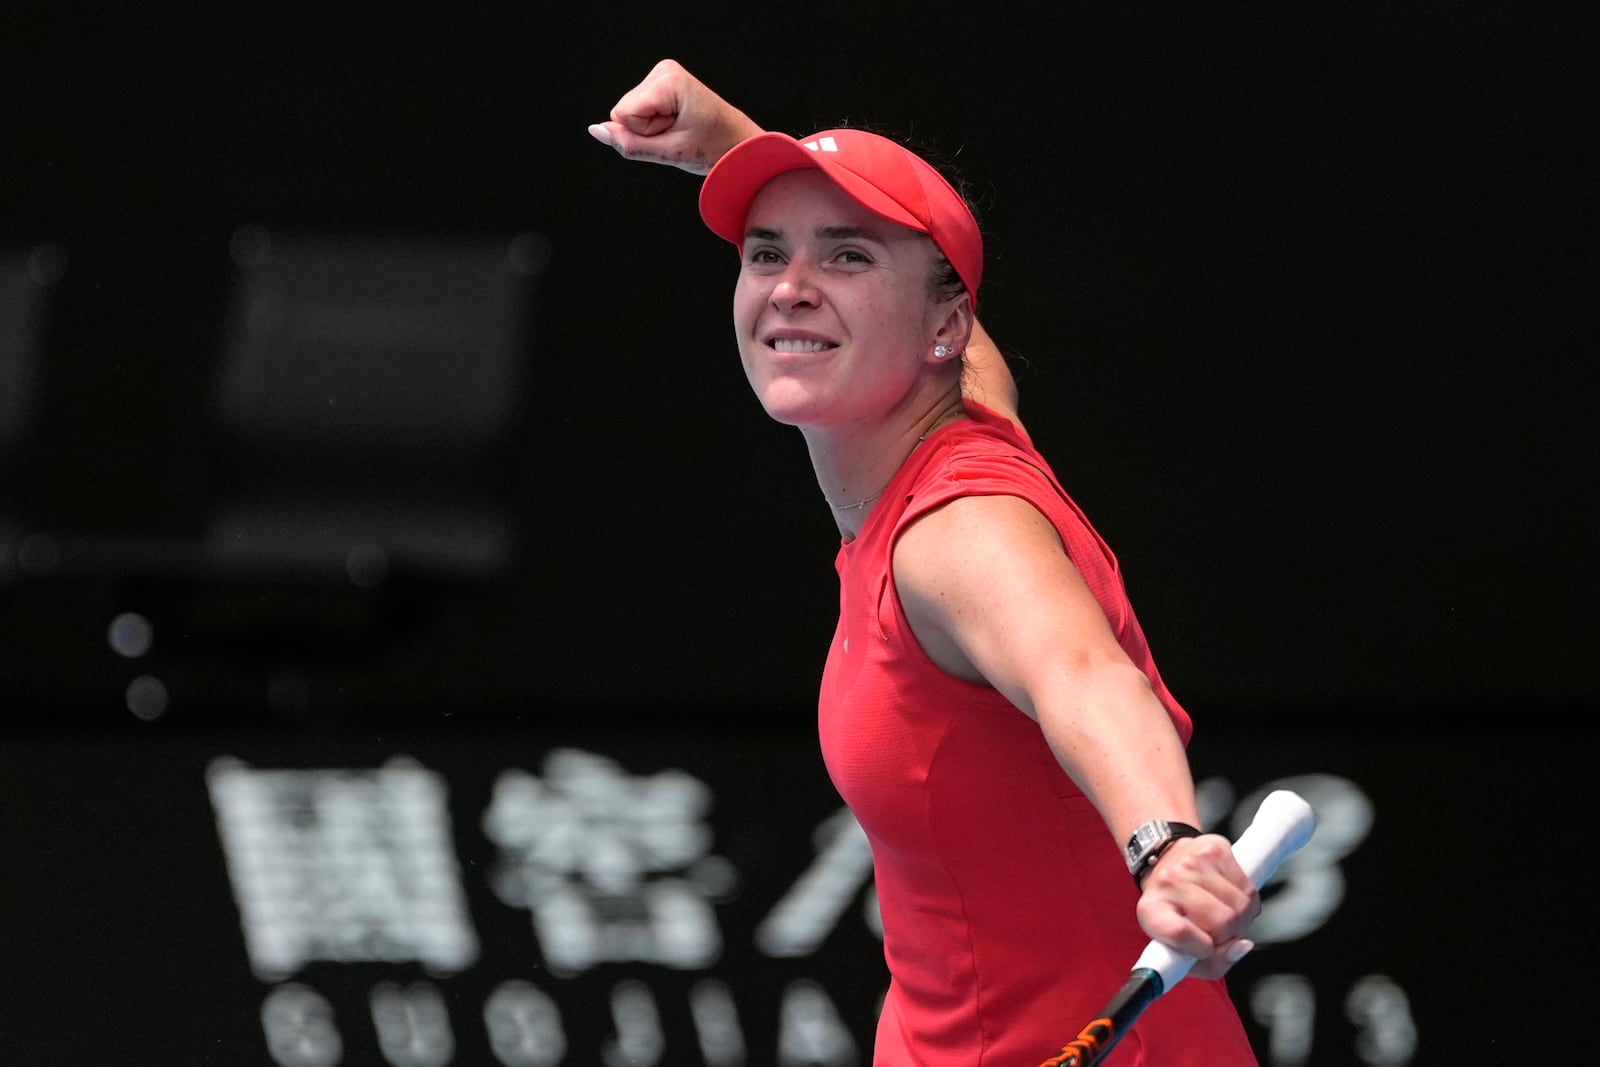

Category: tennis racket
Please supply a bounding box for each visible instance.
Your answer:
[1038,789,1318,1067]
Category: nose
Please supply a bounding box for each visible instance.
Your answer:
[770,258,820,313]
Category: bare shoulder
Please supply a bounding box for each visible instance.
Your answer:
[894,494,1075,613]
[892,494,1124,703]
[897,492,1059,565]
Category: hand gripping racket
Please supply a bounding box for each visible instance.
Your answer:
[1038,789,1317,1067]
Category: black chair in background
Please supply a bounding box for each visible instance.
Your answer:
[174,225,550,715]
[203,225,547,590]
[13,227,548,722]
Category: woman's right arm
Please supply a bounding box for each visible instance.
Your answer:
[588,59,762,176]
[589,60,1024,434]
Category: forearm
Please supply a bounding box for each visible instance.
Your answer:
[684,104,763,169]
[590,59,764,175]
[1033,658,1260,976]
[1033,659,1201,847]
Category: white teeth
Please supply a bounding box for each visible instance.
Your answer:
[771,338,831,353]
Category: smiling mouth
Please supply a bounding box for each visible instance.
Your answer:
[769,338,836,354]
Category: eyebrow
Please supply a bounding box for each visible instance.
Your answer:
[743,224,891,245]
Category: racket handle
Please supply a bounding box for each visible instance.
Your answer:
[1132,789,1317,990]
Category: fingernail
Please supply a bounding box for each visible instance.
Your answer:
[587,123,614,147]
[1225,939,1255,964]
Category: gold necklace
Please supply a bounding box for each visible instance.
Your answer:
[827,487,886,512]
[823,402,965,512]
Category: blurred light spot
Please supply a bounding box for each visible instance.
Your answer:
[126,675,169,721]
[108,612,154,658]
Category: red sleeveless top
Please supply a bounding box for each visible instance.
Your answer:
[818,403,1254,1065]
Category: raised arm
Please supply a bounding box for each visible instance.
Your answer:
[590,59,1024,433]
[587,59,762,175]
[963,319,1024,439]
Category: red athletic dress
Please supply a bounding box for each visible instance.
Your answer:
[818,403,1257,1065]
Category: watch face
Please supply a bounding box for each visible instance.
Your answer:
[1127,820,1169,863]
[1127,820,1201,880]
[1132,821,1168,849]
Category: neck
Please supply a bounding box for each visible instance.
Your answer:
[804,389,968,539]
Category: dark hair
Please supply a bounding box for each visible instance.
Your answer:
[834,120,984,303]
[928,255,966,303]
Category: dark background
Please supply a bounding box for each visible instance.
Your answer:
[0,2,1594,1063]
[2,1,1592,727]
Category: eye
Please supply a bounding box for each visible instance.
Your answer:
[833,248,873,266]
[744,246,784,268]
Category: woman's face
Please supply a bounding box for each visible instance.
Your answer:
[732,169,951,429]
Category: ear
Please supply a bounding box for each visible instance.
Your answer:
[925,293,975,365]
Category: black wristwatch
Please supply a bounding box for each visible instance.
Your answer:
[1125,819,1202,888]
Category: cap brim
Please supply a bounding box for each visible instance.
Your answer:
[700,132,929,247]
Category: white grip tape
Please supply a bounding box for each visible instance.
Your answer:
[1132,789,1317,990]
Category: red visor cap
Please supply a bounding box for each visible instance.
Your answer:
[699,129,982,305]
